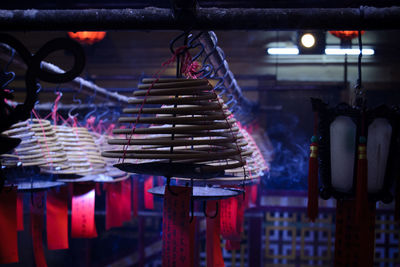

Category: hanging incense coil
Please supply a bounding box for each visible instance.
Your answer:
[51,125,106,176]
[93,132,127,179]
[175,120,261,184]
[1,119,69,171]
[241,127,269,173]
[102,78,247,179]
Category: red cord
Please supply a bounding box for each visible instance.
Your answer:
[31,109,53,166]
[120,45,189,163]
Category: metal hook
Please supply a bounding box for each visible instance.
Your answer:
[68,80,83,119]
[4,47,15,72]
[165,176,178,196]
[187,31,204,48]
[196,63,214,79]
[1,48,16,90]
[169,30,191,55]
[203,200,218,218]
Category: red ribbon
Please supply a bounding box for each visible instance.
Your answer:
[121,178,132,223]
[46,187,69,250]
[71,184,97,238]
[220,196,244,241]
[105,182,124,230]
[162,186,193,267]
[144,176,154,210]
[250,185,258,207]
[17,193,24,231]
[133,178,139,217]
[225,240,241,251]
[356,143,368,222]
[0,188,18,264]
[31,191,47,267]
[206,200,225,267]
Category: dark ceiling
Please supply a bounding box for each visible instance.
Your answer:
[0,0,399,9]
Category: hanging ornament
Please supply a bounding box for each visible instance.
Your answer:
[68,31,106,45]
[329,30,365,48]
[103,78,247,182]
[308,30,400,267]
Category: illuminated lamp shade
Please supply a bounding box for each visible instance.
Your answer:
[68,31,106,45]
[367,118,392,193]
[330,116,356,193]
[329,31,365,48]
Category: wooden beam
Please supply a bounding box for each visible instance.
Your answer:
[0,7,399,30]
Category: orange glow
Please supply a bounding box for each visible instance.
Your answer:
[329,31,365,40]
[68,31,106,45]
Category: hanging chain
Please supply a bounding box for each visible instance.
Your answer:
[354,7,365,107]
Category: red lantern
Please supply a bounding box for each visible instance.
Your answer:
[329,31,365,48]
[329,31,365,40]
[68,31,106,45]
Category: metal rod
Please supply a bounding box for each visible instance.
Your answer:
[0,45,130,103]
[0,7,399,30]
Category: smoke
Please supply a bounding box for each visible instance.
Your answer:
[263,112,309,190]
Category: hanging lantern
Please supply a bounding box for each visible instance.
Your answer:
[311,99,399,202]
[329,30,365,48]
[308,98,400,266]
[68,31,106,45]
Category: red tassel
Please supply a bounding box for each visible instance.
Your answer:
[17,193,24,231]
[144,176,154,210]
[225,240,241,251]
[71,184,97,238]
[307,139,319,222]
[206,200,225,267]
[31,192,47,267]
[162,186,193,267]
[46,187,69,250]
[0,187,18,264]
[105,182,124,230]
[133,178,138,217]
[121,178,132,223]
[355,141,368,221]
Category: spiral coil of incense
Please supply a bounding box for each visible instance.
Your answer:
[1,119,69,172]
[102,78,247,179]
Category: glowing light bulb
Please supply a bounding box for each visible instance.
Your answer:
[301,33,316,48]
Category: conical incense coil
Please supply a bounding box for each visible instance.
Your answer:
[240,127,269,172]
[1,119,69,170]
[75,127,107,173]
[93,132,127,179]
[176,118,260,184]
[50,125,95,175]
[102,78,246,179]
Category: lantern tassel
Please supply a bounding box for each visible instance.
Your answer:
[355,137,368,222]
[307,137,319,222]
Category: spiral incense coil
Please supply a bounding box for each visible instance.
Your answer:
[175,120,260,184]
[102,78,247,179]
[50,125,94,175]
[75,127,107,173]
[240,128,269,173]
[92,132,127,179]
[27,120,69,172]
[1,119,69,169]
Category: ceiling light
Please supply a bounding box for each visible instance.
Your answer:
[297,31,326,54]
[301,33,316,48]
[325,48,375,55]
[267,48,299,55]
